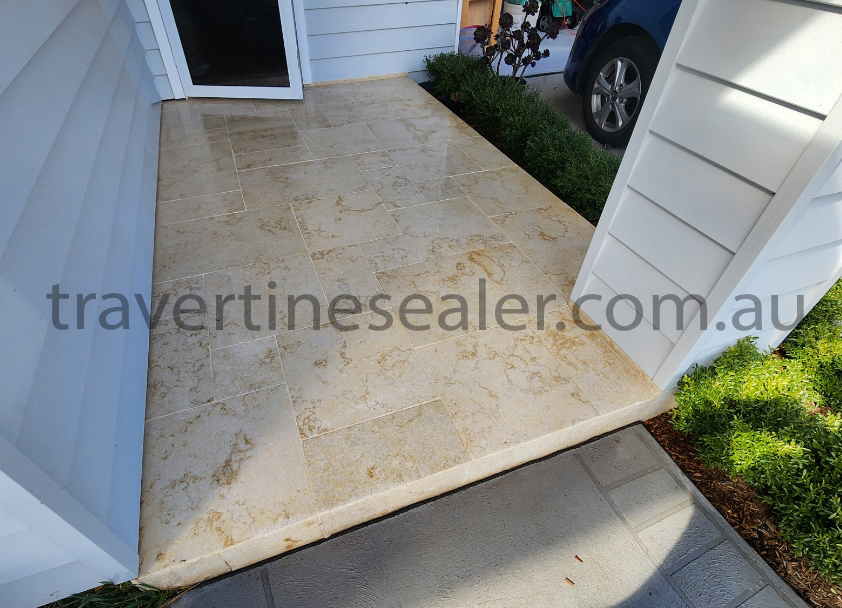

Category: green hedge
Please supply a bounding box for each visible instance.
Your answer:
[672,279,842,584]
[424,52,621,223]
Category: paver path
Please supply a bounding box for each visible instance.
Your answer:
[171,426,805,608]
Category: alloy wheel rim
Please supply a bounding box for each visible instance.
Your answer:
[590,57,642,133]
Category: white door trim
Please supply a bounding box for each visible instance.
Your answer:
[143,0,186,98]
[154,0,304,99]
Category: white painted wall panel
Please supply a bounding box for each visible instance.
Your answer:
[593,236,701,343]
[308,24,455,59]
[610,189,734,297]
[573,0,842,389]
[677,0,842,115]
[628,135,772,252]
[773,193,842,258]
[302,0,458,82]
[650,68,822,192]
[0,0,159,602]
[305,0,456,34]
[579,275,674,377]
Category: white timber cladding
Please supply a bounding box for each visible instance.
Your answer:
[572,0,842,388]
[0,0,160,604]
[301,0,459,82]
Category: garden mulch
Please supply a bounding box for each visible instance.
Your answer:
[645,412,842,608]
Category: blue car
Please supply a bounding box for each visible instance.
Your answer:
[564,0,681,147]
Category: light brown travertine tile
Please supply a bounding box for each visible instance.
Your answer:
[303,401,469,511]
[276,312,438,438]
[251,99,333,130]
[368,113,476,149]
[146,314,212,420]
[386,142,482,182]
[239,156,369,209]
[318,99,395,127]
[187,98,256,123]
[388,197,509,261]
[225,110,305,155]
[139,387,315,577]
[153,204,307,282]
[300,123,383,159]
[358,235,422,272]
[292,190,400,251]
[155,191,244,225]
[491,201,595,297]
[525,308,658,415]
[160,107,228,148]
[157,141,239,202]
[415,177,465,202]
[361,77,438,103]
[416,323,598,459]
[310,245,387,315]
[452,166,559,216]
[452,136,517,171]
[150,276,206,320]
[203,254,328,350]
[211,336,286,401]
[352,150,395,171]
[376,243,563,347]
[234,146,313,171]
[362,165,426,208]
[302,86,347,106]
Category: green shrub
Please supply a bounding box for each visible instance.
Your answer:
[672,280,842,584]
[424,51,620,222]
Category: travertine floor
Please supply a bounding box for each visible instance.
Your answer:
[139,77,669,588]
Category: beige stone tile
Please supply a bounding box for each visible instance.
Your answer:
[361,77,437,103]
[292,190,400,251]
[352,150,395,171]
[234,146,313,171]
[386,142,482,182]
[150,276,206,321]
[376,243,563,346]
[160,106,228,148]
[452,166,559,216]
[188,98,256,123]
[526,308,658,415]
[157,141,239,202]
[368,113,476,149]
[212,336,286,401]
[334,83,374,102]
[219,516,323,572]
[161,102,226,133]
[139,387,315,577]
[276,312,438,438]
[491,201,595,297]
[415,324,598,458]
[146,314,212,420]
[253,100,332,130]
[319,99,398,128]
[152,204,307,282]
[415,177,465,202]
[310,245,387,315]
[388,197,509,261]
[358,235,422,272]
[225,110,305,155]
[203,254,328,350]
[362,166,426,208]
[239,156,369,209]
[301,123,383,159]
[453,136,517,170]
[303,401,468,511]
[302,86,347,106]
[155,191,244,225]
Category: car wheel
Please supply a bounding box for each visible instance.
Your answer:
[582,36,660,148]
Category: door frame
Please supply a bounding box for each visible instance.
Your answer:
[154,0,304,99]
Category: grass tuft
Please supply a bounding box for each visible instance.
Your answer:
[42,582,182,608]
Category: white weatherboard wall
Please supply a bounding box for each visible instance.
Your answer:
[573,0,842,389]
[0,0,162,605]
[300,0,459,82]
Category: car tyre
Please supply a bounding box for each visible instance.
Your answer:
[581,35,660,148]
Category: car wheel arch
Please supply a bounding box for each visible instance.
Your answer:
[577,22,656,92]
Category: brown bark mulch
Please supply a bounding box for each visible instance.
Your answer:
[644,412,842,608]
